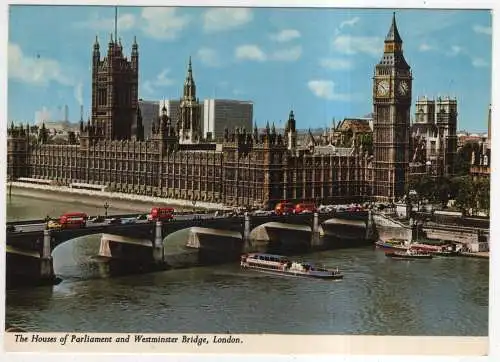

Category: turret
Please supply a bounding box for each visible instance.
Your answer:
[131,35,138,71]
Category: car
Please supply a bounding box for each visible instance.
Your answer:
[47,220,62,230]
[106,217,121,225]
[121,218,136,225]
[89,215,105,223]
[136,214,148,220]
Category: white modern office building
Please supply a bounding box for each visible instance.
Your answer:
[203,99,253,140]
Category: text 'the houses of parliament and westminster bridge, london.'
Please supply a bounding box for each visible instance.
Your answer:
[7,13,458,209]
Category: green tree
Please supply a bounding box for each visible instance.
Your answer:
[475,177,490,216]
[455,141,480,176]
[454,176,474,215]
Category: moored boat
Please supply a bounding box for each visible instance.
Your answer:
[385,249,433,260]
[240,253,343,280]
[375,239,408,251]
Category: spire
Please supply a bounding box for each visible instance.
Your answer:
[183,56,196,99]
[94,35,100,50]
[114,6,118,45]
[385,12,402,43]
[132,35,138,53]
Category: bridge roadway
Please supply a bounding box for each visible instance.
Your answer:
[6,211,369,253]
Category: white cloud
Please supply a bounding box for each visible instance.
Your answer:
[270,46,302,61]
[319,58,352,70]
[203,8,253,32]
[419,43,433,52]
[332,35,382,57]
[74,82,83,106]
[235,45,267,62]
[472,58,489,68]
[339,17,360,29]
[8,43,74,86]
[473,25,492,35]
[73,12,136,31]
[75,8,191,41]
[447,45,463,56]
[270,29,301,42]
[140,8,192,40]
[197,47,221,67]
[142,68,175,95]
[307,80,351,101]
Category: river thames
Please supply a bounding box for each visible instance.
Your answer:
[5,193,489,335]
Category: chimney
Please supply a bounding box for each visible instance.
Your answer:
[64,105,69,122]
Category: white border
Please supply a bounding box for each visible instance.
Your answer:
[1,0,498,361]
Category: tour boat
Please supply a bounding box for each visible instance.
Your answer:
[385,249,433,260]
[240,253,343,280]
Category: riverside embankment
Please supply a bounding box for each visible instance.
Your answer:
[7,182,229,213]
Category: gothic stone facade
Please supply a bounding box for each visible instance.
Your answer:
[8,15,411,207]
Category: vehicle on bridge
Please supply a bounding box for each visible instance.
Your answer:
[47,220,62,230]
[106,217,122,225]
[89,215,105,223]
[293,203,316,214]
[147,207,175,222]
[121,217,136,225]
[274,202,294,216]
[59,212,88,229]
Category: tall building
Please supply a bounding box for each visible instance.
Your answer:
[138,100,160,139]
[8,14,411,208]
[372,12,412,201]
[178,57,202,145]
[410,96,458,176]
[203,99,253,141]
[91,35,139,141]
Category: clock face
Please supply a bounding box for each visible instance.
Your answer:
[398,80,409,96]
[376,80,390,97]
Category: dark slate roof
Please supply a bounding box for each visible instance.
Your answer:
[385,12,402,43]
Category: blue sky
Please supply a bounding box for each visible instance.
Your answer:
[7,6,492,131]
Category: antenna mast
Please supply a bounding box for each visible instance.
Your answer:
[114,6,118,44]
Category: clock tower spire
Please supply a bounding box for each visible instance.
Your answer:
[372,12,412,202]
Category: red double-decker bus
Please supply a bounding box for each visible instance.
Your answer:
[148,207,175,221]
[59,212,88,229]
[294,203,317,214]
[274,201,294,215]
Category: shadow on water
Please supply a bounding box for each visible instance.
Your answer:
[49,229,200,284]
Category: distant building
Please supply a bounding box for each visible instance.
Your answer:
[203,99,253,141]
[138,100,160,139]
[410,96,458,177]
[470,105,491,178]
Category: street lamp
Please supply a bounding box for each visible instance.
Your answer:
[104,201,109,218]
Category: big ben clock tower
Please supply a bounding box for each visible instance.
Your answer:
[372,13,412,202]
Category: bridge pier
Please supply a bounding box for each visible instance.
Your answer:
[153,221,164,264]
[365,209,374,241]
[311,212,322,247]
[40,229,55,282]
[243,212,252,250]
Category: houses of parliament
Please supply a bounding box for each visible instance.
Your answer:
[7,14,458,208]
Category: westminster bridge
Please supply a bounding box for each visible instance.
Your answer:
[6,211,373,286]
